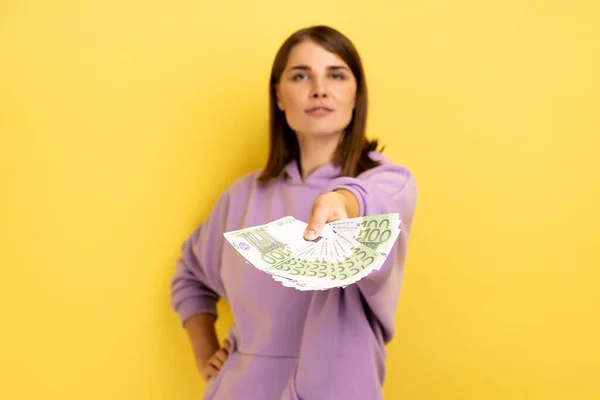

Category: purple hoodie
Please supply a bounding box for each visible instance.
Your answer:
[170,151,417,400]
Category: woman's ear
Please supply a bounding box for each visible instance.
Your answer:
[275,84,285,111]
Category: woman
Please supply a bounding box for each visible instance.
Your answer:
[170,25,417,400]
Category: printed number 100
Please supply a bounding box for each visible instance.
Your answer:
[357,220,391,243]
[262,248,291,264]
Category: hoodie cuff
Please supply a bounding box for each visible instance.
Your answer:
[176,297,218,327]
[319,177,366,218]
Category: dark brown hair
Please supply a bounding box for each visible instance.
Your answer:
[257,25,383,183]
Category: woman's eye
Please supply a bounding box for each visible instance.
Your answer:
[292,73,307,81]
[331,73,345,80]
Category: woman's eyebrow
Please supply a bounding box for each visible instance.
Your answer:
[287,65,350,71]
[327,65,350,71]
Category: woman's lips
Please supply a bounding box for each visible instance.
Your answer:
[305,107,334,116]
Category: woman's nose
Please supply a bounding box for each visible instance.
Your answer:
[311,78,328,98]
[311,87,327,98]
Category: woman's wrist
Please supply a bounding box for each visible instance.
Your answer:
[333,189,359,219]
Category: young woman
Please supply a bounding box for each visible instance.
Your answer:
[170,25,417,400]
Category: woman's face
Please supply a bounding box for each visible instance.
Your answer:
[276,40,357,140]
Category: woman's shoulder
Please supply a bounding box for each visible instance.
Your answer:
[221,168,280,197]
[366,150,390,164]
[365,151,413,174]
[203,170,263,216]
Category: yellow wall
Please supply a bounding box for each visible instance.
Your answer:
[1,1,598,399]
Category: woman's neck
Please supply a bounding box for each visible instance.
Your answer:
[296,132,342,181]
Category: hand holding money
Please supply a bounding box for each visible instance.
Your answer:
[224,213,402,291]
[304,189,359,241]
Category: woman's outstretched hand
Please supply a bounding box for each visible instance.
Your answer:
[304,189,359,241]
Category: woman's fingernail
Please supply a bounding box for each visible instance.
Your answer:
[305,230,316,240]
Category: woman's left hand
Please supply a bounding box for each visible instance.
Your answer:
[304,189,359,241]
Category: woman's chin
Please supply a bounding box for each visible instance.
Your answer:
[295,127,346,140]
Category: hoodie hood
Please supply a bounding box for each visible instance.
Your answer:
[282,151,391,185]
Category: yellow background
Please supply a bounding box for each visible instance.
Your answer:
[1,0,599,399]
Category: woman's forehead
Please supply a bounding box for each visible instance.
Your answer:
[285,41,349,69]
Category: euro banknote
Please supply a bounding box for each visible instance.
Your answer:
[223,213,401,291]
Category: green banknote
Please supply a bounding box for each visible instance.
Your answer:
[224,213,401,291]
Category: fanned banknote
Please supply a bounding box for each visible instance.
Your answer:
[223,213,401,291]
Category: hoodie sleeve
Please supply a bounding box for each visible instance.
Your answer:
[317,158,417,341]
[170,191,230,327]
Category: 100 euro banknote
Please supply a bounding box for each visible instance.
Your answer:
[223,213,402,291]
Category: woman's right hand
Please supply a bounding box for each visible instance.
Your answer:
[198,339,232,382]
